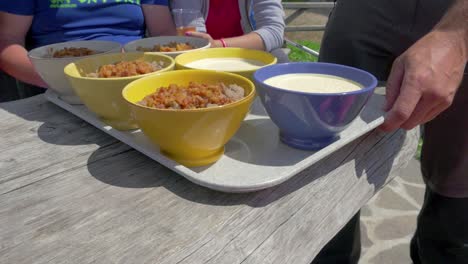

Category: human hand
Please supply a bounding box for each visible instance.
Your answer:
[380,30,467,132]
[185,31,222,48]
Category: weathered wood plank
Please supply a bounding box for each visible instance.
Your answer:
[173,130,417,264]
[0,96,127,195]
[0,128,418,264]
[0,149,248,264]
[0,95,419,264]
[241,131,417,264]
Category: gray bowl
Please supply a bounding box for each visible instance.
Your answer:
[28,40,122,104]
[123,36,211,58]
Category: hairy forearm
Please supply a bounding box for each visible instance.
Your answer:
[213,33,266,50]
[434,0,468,60]
[0,40,47,88]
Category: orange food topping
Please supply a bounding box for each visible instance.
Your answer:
[91,60,162,78]
[52,47,97,58]
[138,82,245,109]
[136,42,194,52]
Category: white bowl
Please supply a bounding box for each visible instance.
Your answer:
[28,40,122,104]
[123,36,211,58]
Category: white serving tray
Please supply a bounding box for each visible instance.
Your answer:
[45,90,385,193]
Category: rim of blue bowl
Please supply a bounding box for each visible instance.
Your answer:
[253,62,378,96]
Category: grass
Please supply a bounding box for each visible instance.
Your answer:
[416,138,423,160]
[287,40,321,62]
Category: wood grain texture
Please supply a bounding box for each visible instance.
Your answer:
[0,95,419,264]
[0,96,127,195]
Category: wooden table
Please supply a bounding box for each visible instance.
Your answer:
[0,95,419,264]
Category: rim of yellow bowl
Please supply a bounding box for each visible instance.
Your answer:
[64,52,176,81]
[122,69,256,113]
[174,47,277,74]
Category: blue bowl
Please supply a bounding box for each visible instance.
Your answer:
[253,62,378,150]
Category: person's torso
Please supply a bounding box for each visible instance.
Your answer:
[205,0,244,39]
[334,0,454,40]
[28,0,147,48]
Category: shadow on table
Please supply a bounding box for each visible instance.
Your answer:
[359,93,386,125]
[218,93,388,168]
[213,118,310,167]
[0,93,118,146]
[192,97,315,168]
[353,129,407,190]
[249,97,268,117]
[0,94,49,123]
[0,70,111,146]
[86,129,406,208]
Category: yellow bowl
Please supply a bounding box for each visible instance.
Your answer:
[174,48,277,80]
[64,52,175,130]
[122,70,256,167]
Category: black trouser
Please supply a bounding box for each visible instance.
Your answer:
[410,189,468,264]
[312,0,468,263]
[0,70,44,103]
[312,212,361,264]
[312,189,468,264]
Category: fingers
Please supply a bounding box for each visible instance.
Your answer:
[421,103,448,124]
[399,96,437,129]
[186,31,211,40]
[380,73,423,132]
[185,31,202,37]
[384,58,405,111]
[381,73,455,131]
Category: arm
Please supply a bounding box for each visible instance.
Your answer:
[188,31,266,50]
[218,32,265,50]
[249,0,285,51]
[381,0,468,131]
[0,11,47,88]
[186,0,285,51]
[142,4,177,36]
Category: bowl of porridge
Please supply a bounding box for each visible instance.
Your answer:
[254,62,378,150]
[64,52,175,130]
[28,40,122,104]
[174,48,277,80]
[122,70,255,167]
[123,36,210,58]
